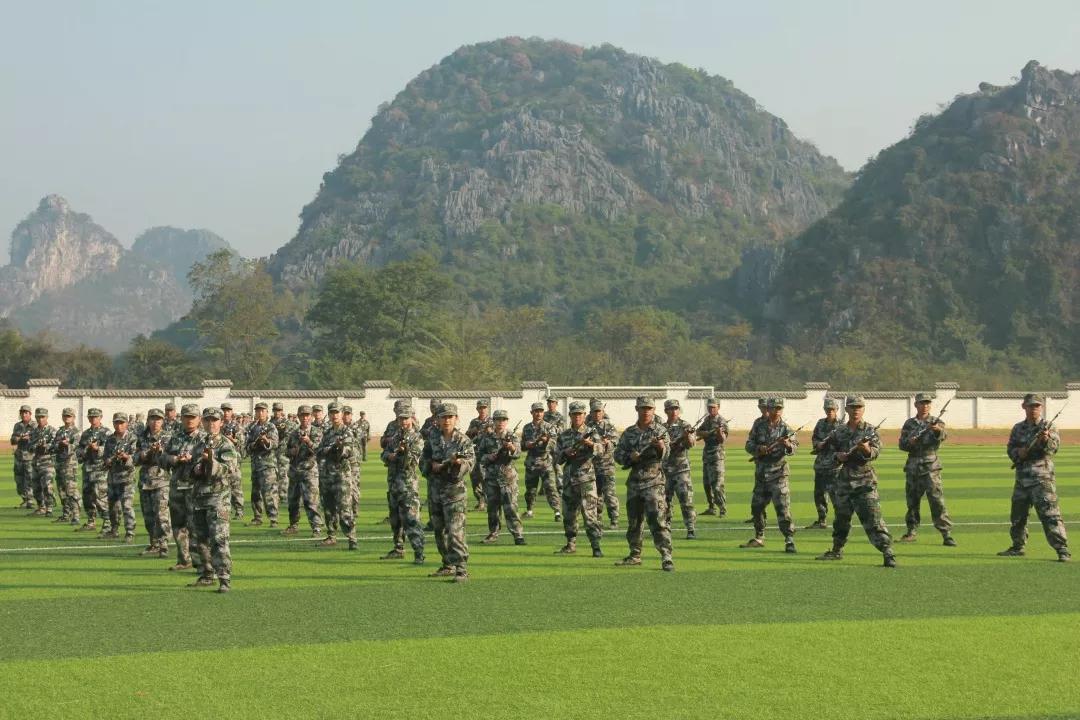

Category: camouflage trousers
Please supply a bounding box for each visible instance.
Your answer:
[524,464,559,513]
[229,466,244,517]
[288,465,323,532]
[388,485,425,554]
[1009,477,1069,553]
[832,483,893,554]
[663,467,696,533]
[431,496,468,573]
[469,465,486,507]
[107,482,136,536]
[624,483,673,562]
[751,476,794,540]
[904,467,952,535]
[82,469,108,528]
[249,464,279,523]
[192,492,231,583]
[13,458,33,505]
[813,468,837,523]
[140,487,170,549]
[561,480,602,551]
[169,486,193,566]
[349,464,360,519]
[322,476,356,543]
[32,462,56,512]
[702,452,726,514]
[484,477,523,540]
[276,454,289,506]
[594,462,620,524]
[56,463,81,522]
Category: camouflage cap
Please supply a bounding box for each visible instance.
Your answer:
[272,402,284,411]
[327,402,341,413]
[823,398,840,411]
[297,405,313,415]
[568,401,587,414]
[180,403,200,417]
[767,397,785,409]
[664,399,680,410]
[203,407,223,420]
[342,405,353,414]
[476,399,489,408]
[34,407,48,417]
[112,412,128,423]
[358,410,366,415]
[707,398,719,408]
[396,405,413,418]
[164,402,176,412]
[254,401,269,411]
[429,398,441,411]
[312,404,324,412]
[1023,393,1045,407]
[546,396,559,404]
[393,399,409,412]
[589,399,605,411]
[87,408,103,418]
[530,402,545,412]
[845,395,866,408]
[147,408,165,420]
[62,407,75,417]
[437,402,458,418]
[758,396,769,408]
[492,409,509,421]
[914,392,934,404]
[19,404,32,413]
[635,396,656,409]
[220,402,233,411]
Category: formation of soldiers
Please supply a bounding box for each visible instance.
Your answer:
[8,390,1071,590]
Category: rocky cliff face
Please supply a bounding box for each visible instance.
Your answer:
[130,226,230,285]
[269,38,849,310]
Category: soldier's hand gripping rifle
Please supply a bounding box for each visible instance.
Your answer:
[749,422,807,462]
[496,421,522,459]
[838,418,887,465]
[909,398,952,444]
[1011,404,1067,469]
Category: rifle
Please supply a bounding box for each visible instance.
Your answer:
[838,418,887,465]
[908,397,953,444]
[671,418,702,451]
[1011,404,1067,469]
[748,422,808,462]
[810,421,845,455]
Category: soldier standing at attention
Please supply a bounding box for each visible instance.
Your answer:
[553,401,604,558]
[806,398,842,529]
[245,402,280,528]
[613,396,674,571]
[899,393,956,546]
[188,406,239,593]
[103,412,139,543]
[420,403,476,583]
[522,402,559,520]
[10,405,35,509]
[999,394,1070,562]
[379,405,426,564]
[28,408,57,516]
[696,398,728,517]
[160,404,204,571]
[741,397,798,553]
[355,410,371,462]
[477,409,527,546]
[135,408,171,557]
[220,403,244,519]
[465,400,492,512]
[587,399,619,528]
[51,408,82,525]
[817,395,896,567]
[284,405,324,538]
[662,399,698,540]
[544,396,566,493]
[745,396,770,524]
[76,408,110,533]
[317,403,357,549]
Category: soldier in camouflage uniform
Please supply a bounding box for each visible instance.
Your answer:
[317,403,357,549]
[465,400,493,512]
[284,406,323,537]
[135,408,171,556]
[999,394,1070,561]
[163,402,182,436]
[420,403,476,582]
[587,399,619,528]
[270,402,294,507]
[187,406,238,592]
[10,405,35,509]
[28,408,57,516]
[744,396,770,524]
[379,399,414,525]
[662,399,698,540]
[313,404,328,430]
[160,404,204,570]
[553,401,604,557]
[613,397,674,571]
[477,410,526,546]
[817,396,896,567]
[103,412,139,542]
[741,397,799,552]
[380,405,426,563]
[355,410,371,462]
[544,397,566,493]
[51,408,82,525]
[220,403,245,519]
[342,405,362,521]
[899,393,955,546]
[130,413,146,438]
[76,408,110,532]
[806,398,842,529]
[245,402,280,527]
[696,398,728,517]
[522,401,559,520]
[419,398,442,532]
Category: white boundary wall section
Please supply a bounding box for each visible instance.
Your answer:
[2,379,1078,435]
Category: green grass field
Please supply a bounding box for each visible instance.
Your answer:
[0,445,1077,720]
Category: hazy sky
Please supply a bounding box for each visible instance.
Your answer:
[2,0,1078,258]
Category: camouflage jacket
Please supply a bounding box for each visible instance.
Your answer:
[663,418,696,473]
[553,425,600,485]
[543,410,566,434]
[163,418,183,436]
[287,425,324,471]
[245,420,280,470]
[1007,418,1060,486]
[160,427,207,491]
[823,421,882,488]
[420,429,476,503]
[465,416,494,443]
[744,418,799,471]
[586,416,618,471]
[29,424,57,468]
[521,419,557,471]
[476,429,521,485]
[52,425,81,472]
[77,426,110,472]
[614,420,670,488]
[272,416,296,458]
[221,419,244,459]
[696,414,728,458]
[191,432,240,500]
[10,420,35,463]
[810,417,843,471]
[899,416,947,472]
[354,418,371,441]
[381,425,424,493]
[136,428,171,490]
[317,423,354,475]
[104,430,139,485]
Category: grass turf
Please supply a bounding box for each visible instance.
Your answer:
[0,444,1076,719]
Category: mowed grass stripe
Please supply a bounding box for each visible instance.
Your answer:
[0,615,1077,720]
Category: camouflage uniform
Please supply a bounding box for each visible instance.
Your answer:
[271,407,295,507]
[221,410,245,518]
[191,415,239,590]
[1002,397,1069,559]
[286,417,324,534]
[465,408,493,511]
[103,421,139,539]
[613,399,673,568]
[28,412,57,514]
[476,414,525,543]
[160,409,205,568]
[77,415,110,531]
[51,415,82,524]
[521,411,559,518]
[899,395,953,541]
[587,403,620,526]
[544,403,566,492]
[343,408,362,520]
[808,405,842,527]
[380,416,426,560]
[135,419,171,553]
[355,414,371,461]
[663,407,697,537]
[245,412,280,525]
[317,414,357,547]
[553,410,604,554]
[696,405,728,516]
[10,409,35,507]
[420,405,475,579]
[743,399,798,548]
